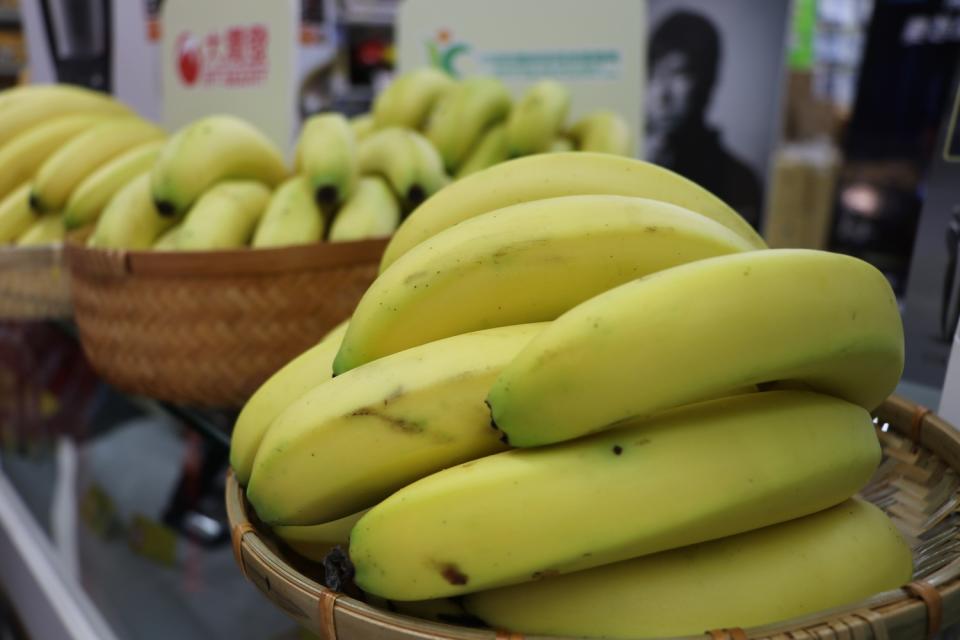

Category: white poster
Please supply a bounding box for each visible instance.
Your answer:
[645,0,791,229]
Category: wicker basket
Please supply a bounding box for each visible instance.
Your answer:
[227,395,960,640]
[0,244,72,320]
[64,239,386,408]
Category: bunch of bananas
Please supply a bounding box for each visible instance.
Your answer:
[231,151,912,637]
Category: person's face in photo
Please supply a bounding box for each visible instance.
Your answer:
[646,51,697,135]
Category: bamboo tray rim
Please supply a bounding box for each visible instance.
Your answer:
[226,395,960,640]
[0,242,64,268]
[63,236,389,278]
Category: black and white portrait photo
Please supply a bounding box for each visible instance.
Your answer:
[645,0,791,229]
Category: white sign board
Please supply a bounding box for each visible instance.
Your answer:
[161,0,299,157]
[397,0,646,154]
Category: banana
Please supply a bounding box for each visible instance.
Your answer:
[0,84,132,149]
[231,320,349,486]
[333,196,753,374]
[271,510,366,563]
[0,114,106,202]
[349,391,881,600]
[465,498,911,638]
[16,212,64,246]
[152,224,181,250]
[63,140,165,230]
[296,113,357,207]
[176,180,271,250]
[455,122,509,178]
[357,128,448,208]
[252,176,324,248]
[505,80,571,156]
[425,76,512,172]
[328,176,400,242]
[489,249,904,447]
[151,115,288,216]
[91,172,180,249]
[247,323,545,525]
[548,137,574,153]
[373,68,455,130]
[350,113,376,141]
[0,185,34,243]
[31,118,165,213]
[380,152,766,271]
[567,110,633,156]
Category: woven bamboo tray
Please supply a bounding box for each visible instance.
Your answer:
[227,395,960,640]
[64,239,386,408]
[0,244,72,320]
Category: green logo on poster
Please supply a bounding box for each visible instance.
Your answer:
[426,29,469,77]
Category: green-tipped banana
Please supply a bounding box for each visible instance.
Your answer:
[296,113,357,208]
[373,68,455,130]
[248,323,545,525]
[425,76,512,172]
[272,510,366,563]
[455,122,509,178]
[465,499,911,638]
[333,196,753,374]
[152,225,181,250]
[489,249,904,447]
[230,320,349,486]
[0,84,132,149]
[328,176,400,242]
[0,185,34,244]
[63,140,165,230]
[176,180,271,250]
[349,113,376,141]
[30,118,164,213]
[0,114,106,202]
[16,212,64,246]
[381,152,764,271]
[548,137,575,153]
[151,115,287,216]
[90,172,180,249]
[505,80,571,156]
[252,176,324,248]
[350,391,881,600]
[568,110,633,156]
[357,128,448,208]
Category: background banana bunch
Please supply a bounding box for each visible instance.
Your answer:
[232,151,912,638]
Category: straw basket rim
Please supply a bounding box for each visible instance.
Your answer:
[226,395,960,640]
[63,236,389,278]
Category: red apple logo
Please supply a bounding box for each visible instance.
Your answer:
[177,33,202,86]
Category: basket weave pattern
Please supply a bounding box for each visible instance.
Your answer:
[226,396,960,640]
[66,240,384,408]
[0,245,72,320]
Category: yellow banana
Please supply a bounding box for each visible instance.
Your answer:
[63,140,165,230]
[231,320,349,486]
[567,110,633,156]
[373,68,455,130]
[0,114,106,202]
[296,113,357,207]
[465,499,911,638]
[91,172,180,249]
[176,181,271,250]
[31,118,165,213]
[151,115,287,216]
[505,80,571,156]
[455,122,509,179]
[350,113,376,141]
[357,128,448,208]
[271,510,366,563]
[328,176,400,242]
[0,184,34,244]
[349,391,881,600]
[333,195,753,374]
[152,224,181,250]
[380,152,766,271]
[251,176,324,248]
[548,137,575,153]
[425,76,512,172]
[16,212,64,246]
[489,249,904,447]
[248,323,545,525]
